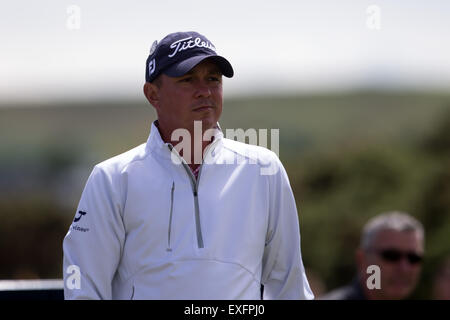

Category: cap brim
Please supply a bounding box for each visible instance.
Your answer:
[163,55,234,78]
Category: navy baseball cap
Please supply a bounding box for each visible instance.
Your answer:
[145,31,234,83]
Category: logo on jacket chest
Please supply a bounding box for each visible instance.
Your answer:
[72,210,90,232]
[74,210,87,222]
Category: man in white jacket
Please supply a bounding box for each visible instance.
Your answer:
[63,31,314,300]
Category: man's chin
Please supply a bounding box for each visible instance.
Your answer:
[385,285,414,300]
[191,118,217,130]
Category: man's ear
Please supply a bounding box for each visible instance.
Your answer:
[355,247,367,274]
[143,82,160,110]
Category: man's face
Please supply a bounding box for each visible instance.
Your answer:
[147,59,223,137]
[360,229,424,300]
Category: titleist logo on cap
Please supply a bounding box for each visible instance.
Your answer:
[168,36,216,58]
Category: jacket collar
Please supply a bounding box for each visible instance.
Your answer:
[146,120,224,162]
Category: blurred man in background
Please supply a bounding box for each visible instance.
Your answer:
[321,211,424,300]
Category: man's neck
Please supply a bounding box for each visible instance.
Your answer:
[155,120,216,169]
[359,274,382,300]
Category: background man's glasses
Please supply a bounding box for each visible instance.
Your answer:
[375,249,423,265]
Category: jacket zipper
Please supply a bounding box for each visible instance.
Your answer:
[167,181,175,252]
[181,161,204,248]
[167,140,219,249]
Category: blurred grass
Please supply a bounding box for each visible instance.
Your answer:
[1,90,448,159]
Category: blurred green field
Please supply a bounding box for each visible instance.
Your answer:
[1,90,449,298]
[1,90,449,159]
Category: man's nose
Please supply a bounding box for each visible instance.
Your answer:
[194,81,212,98]
[397,258,416,272]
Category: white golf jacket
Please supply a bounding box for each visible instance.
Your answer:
[63,121,314,300]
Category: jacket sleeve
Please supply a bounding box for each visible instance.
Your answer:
[63,165,125,299]
[261,156,314,300]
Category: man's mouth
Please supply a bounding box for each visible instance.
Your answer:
[387,277,413,288]
[193,106,214,111]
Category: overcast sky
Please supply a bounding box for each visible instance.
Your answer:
[1,0,450,104]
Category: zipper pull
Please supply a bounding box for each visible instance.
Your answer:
[167,181,175,252]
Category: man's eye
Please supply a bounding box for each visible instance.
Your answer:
[179,77,192,82]
[209,77,221,82]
